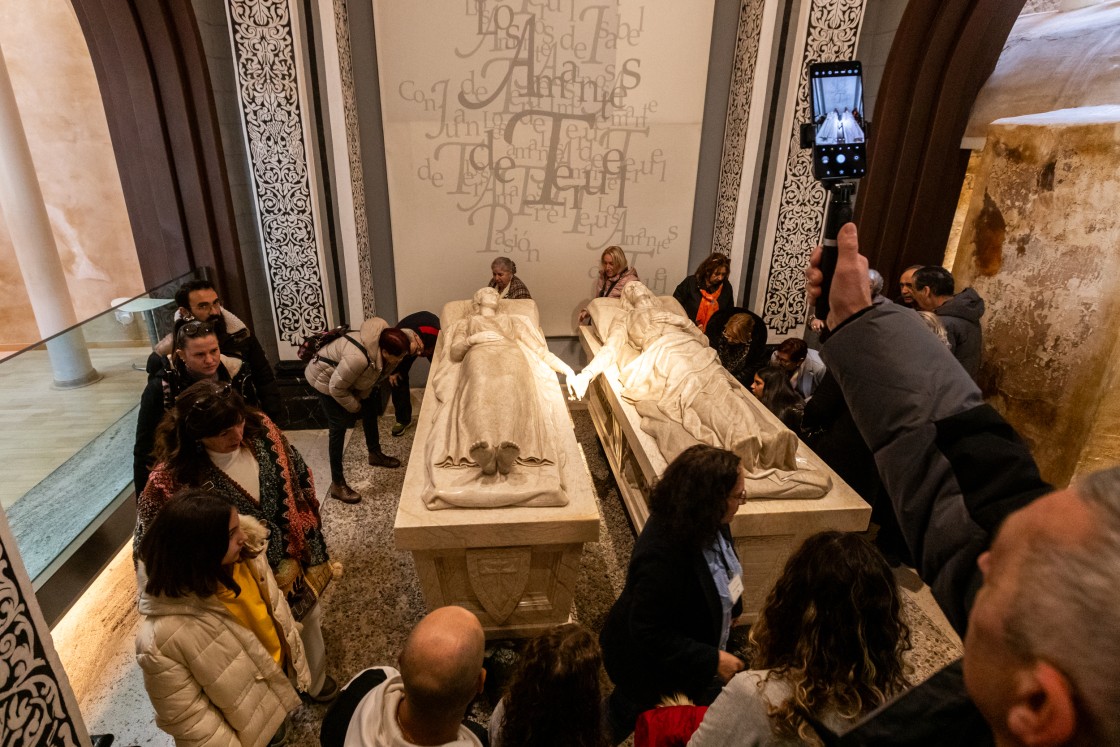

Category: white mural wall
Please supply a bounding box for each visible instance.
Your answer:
[374,0,716,334]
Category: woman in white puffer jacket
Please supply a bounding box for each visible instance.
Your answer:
[136,489,311,747]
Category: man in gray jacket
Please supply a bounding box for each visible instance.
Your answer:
[806,224,1119,746]
[911,265,985,379]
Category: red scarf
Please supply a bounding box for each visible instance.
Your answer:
[696,285,723,331]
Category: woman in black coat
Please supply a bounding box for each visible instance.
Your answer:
[672,253,734,332]
[601,445,747,742]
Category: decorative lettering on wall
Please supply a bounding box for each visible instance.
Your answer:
[378,1,714,333]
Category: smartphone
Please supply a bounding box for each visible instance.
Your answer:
[809,61,867,181]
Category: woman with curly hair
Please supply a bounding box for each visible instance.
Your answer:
[689,531,911,746]
[601,445,747,742]
[136,379,339,703]
[489,623,606,747]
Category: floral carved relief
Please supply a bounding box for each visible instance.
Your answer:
[332,0,376,318]
[762,0,864,334]
[0,552,80,745]
[229,0,328,343]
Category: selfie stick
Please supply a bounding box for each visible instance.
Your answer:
[813,181,856,324]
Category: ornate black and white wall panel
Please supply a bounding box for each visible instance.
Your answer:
[712,0,767,258]
[0,509,87,746]
[227,0,329,348]
[755,0,865,337]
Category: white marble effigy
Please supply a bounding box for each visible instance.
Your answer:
[394,298,599,638]
[579,297,869,621]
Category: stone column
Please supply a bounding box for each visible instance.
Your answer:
[0,41,99,388]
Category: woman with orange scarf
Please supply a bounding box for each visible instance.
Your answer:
[673,253,734,332]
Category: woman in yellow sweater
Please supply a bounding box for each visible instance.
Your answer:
[136,490,311,747]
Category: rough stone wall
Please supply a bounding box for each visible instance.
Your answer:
[953,108,1120,486]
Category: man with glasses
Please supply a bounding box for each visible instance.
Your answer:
[152,280,281,418]
[133,320,266,492]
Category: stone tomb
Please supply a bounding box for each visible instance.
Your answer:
[394,299,599,638]
[578,304,869,621]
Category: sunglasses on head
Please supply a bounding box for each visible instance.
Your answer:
[176,320,217,346]
[187,382,234,416]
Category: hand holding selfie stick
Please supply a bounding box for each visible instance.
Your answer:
[813,181,856,324]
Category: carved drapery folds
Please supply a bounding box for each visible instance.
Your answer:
[228,0,328,344]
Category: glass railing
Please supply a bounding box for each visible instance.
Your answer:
[0,270,205,587]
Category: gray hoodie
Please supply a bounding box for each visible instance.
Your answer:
[935,287,985,379]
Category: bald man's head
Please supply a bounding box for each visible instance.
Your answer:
[398,606,485,721]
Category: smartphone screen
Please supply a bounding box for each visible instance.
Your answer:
[809,61,867,181]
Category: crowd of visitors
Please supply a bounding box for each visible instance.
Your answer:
[127,238,1117,747]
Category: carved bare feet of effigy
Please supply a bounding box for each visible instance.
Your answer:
[578,290,870,623]
[394,294,599,638]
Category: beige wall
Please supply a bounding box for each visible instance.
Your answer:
[0,0,144,347]
[953,107,1120,486]
[374,0,715,335]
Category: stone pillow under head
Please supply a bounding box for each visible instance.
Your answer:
[439,297,541,328]
[585,295,690,341]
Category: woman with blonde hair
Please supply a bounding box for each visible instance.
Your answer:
[580,245,640,323]
[689,531,911,745]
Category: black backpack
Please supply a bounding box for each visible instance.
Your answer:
[298,326,347,362]
[298,325,372,368]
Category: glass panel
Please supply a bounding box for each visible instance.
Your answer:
[0,270,203,585]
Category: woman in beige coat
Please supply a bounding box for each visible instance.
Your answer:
[136,490,311,747]
[304,318,410,503]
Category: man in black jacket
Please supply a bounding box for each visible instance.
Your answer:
[807,224,1119,746]
[169,280,281,418]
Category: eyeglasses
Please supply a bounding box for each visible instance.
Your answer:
[176,320,216,347]
[193,297,221,314]
[729,488,748,503]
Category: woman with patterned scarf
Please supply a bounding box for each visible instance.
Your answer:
[672,252,734,332]
[136,379,341,704]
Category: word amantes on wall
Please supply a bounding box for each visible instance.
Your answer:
[378,0,714,332]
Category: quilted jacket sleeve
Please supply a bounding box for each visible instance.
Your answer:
[821,304,1048,633]
[136,634,238,747]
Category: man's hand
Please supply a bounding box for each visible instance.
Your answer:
[716,650,745,683]
[389,373,401,387]
[806,222,872,330]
